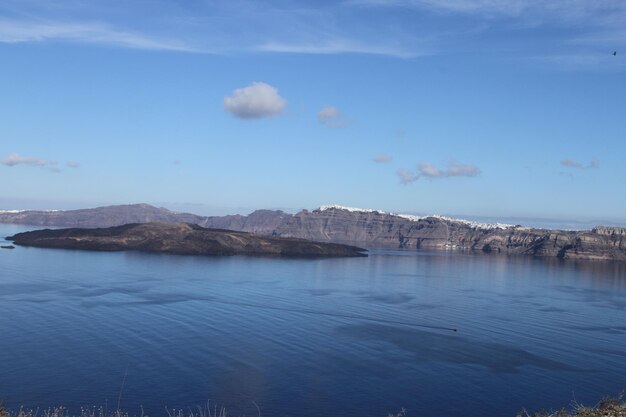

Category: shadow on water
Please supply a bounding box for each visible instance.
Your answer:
[361,293,415,304]
[568,325,626,335]
[80,293,216,308]
[336,323,584,374]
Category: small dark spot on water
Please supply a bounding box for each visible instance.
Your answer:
[336,323,581,374]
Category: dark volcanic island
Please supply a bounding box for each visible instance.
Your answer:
[6,222,367,258]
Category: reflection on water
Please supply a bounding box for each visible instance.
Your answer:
[1,224,626,417]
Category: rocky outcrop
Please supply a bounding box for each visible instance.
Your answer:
[6,223,367,258]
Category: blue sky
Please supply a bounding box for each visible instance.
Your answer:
[1,0,625,223]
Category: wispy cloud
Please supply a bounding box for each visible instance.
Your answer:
[256,41,417,58]
[1,0,623,65]
[0,2,423,58]
[347,0,527,15]
[1,153,82,172]
[348,0,626,68]
[560,158,600,169]
[373,153,393,163]
[397,161,481,183]
[223,82,287,119]
[318,106,349,128]
[0,19,203,52]
[348,0,626,22]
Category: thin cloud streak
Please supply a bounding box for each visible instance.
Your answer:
[1,153,57,168]
[0,2,422,58]
[348,0,626,68]
[397,161,481,184]
[256,41,417,58]
[0,19,205,52]
[0,0,623,67]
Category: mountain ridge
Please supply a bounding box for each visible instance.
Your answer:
[2,203,625,261]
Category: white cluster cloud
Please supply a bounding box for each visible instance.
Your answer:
[223,82,287,119]
[373,153,393,163]
[317,106,349,128]
[397,161,481,183]
[560,158,600,169]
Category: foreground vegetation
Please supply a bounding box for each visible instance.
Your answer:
[517,395,626,417]
[0,405,228,417]
[1,396,624,417]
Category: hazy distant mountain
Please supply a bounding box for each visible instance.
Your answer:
[0,204,206,227]
[2,203,625,261]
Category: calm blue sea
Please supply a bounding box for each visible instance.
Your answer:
[1,224,626,417]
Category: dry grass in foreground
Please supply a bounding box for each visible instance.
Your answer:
[2,396,624,417]
[0,404,228,417]
[518,394,626,417]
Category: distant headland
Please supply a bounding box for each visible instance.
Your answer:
[2,203,626,261]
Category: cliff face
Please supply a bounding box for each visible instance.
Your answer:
[273,209,462,248]
[2,204,625,261]
[274,208,626,261]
